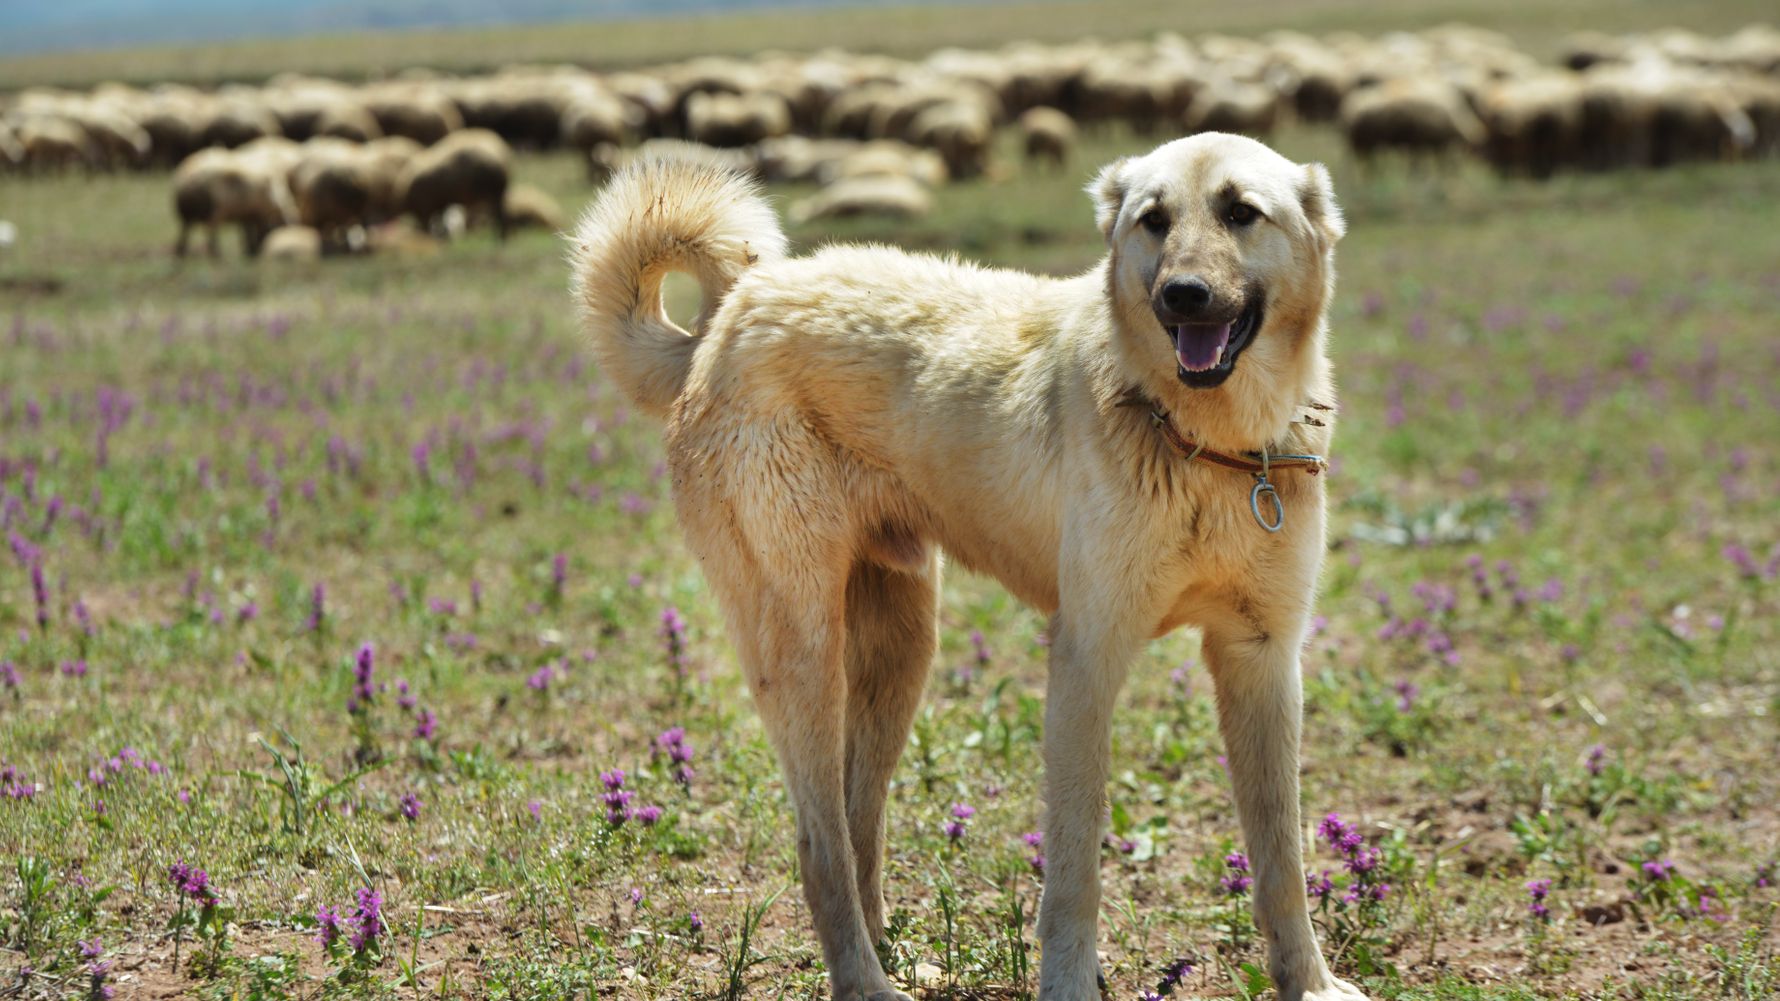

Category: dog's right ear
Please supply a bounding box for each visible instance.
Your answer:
[1088,157,1132,240]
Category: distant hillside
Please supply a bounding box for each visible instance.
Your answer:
[0,0,923,56]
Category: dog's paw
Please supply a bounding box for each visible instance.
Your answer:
[1295,977,1372,1001]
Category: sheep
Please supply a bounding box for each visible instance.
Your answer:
[817,140,947,187]
[395,127,512,239]
[171,146,297,257]
[789,173,932,224]
[1478,74,1586,179]
[313,101,383,143]
[362,85,464,145]
[560,88,632,177]
[905,99,992,179]
[359,136,424,222]
[1017,106,1076,169]
[502,183,564,232]
[261,224,323,261]
[684,91,792,148]
[1183,78,1280,137]
[1338,77,1485,167]
[290,141,373,251]
[17,116,95,174]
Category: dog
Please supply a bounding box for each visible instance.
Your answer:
[570,132,1364,1001]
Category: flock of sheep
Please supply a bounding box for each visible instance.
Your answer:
[2,21,1776,259]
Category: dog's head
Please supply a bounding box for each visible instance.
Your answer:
[1091,134,1343,400]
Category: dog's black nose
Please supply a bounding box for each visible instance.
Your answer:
[1161,277,1212,314]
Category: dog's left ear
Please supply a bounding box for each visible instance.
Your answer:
[1088,157,1132,241]
[1298,163,1345,247]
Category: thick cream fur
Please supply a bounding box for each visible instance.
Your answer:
[569,135,1367,1001]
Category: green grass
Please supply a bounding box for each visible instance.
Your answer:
[3,25,1780,1001]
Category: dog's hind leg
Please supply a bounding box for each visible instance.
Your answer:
[674,443,910,1001]
[842,555,941,944]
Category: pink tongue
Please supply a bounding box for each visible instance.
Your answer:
[1174,323,1231,372]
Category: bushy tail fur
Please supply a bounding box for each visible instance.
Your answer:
[568,157,786,416]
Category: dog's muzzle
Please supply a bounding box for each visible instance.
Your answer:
[1155,293,1264,389]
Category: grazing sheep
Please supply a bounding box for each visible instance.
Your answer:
[16,117,94,173]
[396,128,512,239]
[685,91,792,148]
[817,140,947,187]
[261,224,322,261]
[1479,74,1586,178]
[502,183,565,231]
[199,99,280,149]
[789,173,932,223]
[1017,106,1076,169]
[172,147,297,257]
[1339,78,1485,166]
[560,88,632,178]
[363,85,464,145]
[313,101,383,143]
[1183,79,1280,137]
[359,136,424,222]
[906,99,992,179]
[290,141,373,251]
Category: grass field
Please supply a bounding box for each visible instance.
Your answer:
[3,12,1780,1001]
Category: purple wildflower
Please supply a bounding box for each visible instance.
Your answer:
[689,911,704,933]
[660,606,688,679]
[413,708,438,741]
[399,792,421,822]
[348,887,382,951]
[1,660,19,693]
[601,769,633,825]
[30,561,48,631]
[634,804,663,826]
[1585,744,1606,776]
[347,643,375,713]
[550,553,567,599]
[1641,858,1676,882]
[306,583,325,633]
[1393,679,1419,712]
[654,727,695,788]
[1221,852,1253,896]
[1526,878,1552,921]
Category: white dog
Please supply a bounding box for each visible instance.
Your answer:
[570,132,1365,1001]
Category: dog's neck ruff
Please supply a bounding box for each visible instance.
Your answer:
[1121,394,1329,533]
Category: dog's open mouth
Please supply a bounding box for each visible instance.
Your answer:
[1165,296,1263,388]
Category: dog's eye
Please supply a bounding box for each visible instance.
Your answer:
[1225,202,1260,227]
[1138,209,1169,235]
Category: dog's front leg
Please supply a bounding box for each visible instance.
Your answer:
[1203,619,1371,1001]
[1035,551,1149,1000]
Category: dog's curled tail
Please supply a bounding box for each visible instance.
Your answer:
[569,157,786,417]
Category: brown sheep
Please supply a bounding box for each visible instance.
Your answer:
[261,225,322,262]
[906,99,992,179]
[1339,78,1484,166]
[363,85,464,145]
[199,99,281,149]
[172,147,297,257]
[1479,74,1585,179]
[560,88,632,177]
[684,91,792,148]
[789,174,932,224]
[17,116,95,173]
[313,101,383,143]
[817,140,947,188]
[359,136,423,222]
[1017,106,1076,169]
[1183,79,1279,138]
[502,183,564,232]
[290,140,373,251]
[396,128,512,239]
